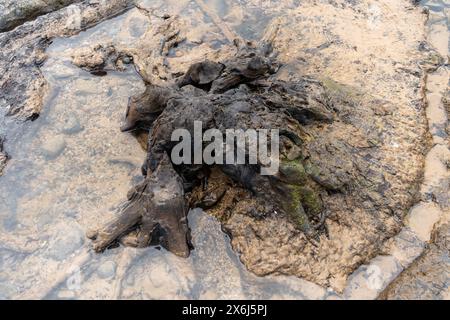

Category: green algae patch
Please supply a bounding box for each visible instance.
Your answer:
[282,184,323,231]
[279,159,308,185]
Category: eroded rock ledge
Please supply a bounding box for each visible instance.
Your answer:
[0,0,443,295]
[70,0,437,291]
[0,0,134,121]
[0,0,81,32]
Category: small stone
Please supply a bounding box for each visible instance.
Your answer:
[406,202,442,242]
[388,227,425,268]
[344,256,403,300]
[61,115,83,135]
[122,55,133,64]
[0,282,18,299]
[97,261,117,279]
[41,135,66,159]
[190,36,203,44]
[85,229,97,240]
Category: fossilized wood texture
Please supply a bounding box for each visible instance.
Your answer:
[90,41,336,257]
[0,0,133,120]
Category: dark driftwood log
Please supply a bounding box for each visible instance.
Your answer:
[89,41,335,257]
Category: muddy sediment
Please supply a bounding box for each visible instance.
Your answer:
[0,0,447,299]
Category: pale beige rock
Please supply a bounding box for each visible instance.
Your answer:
[0,0,443,300]
[224,0,431,291]
[406,202,442,242]
[344,256,403,300]
[381,222,450,300]
[41,135,66,159]
[385,227,425,268]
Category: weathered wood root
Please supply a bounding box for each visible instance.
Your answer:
[88,154,191,257]
[89,39,334,257]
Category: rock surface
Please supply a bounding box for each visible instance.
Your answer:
[45,222,85,261]
[82,0,439,292]
[219,0,433,291]
[97,260,117,279]
[378,0,449,299]
[0,0,446,299]
[0,0,80,32]
[41,135,66,159]
[380,222,450,300]
[0,137,7,175]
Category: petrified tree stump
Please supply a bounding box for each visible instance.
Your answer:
[88,40,335,257]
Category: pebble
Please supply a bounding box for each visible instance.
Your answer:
[61,115,84,135]
[46,224,84,261]
[97,261,117,279]
[41,135,66,160]
[0,282,18,299]
[406,202,442,242]
[388,227,425,268]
